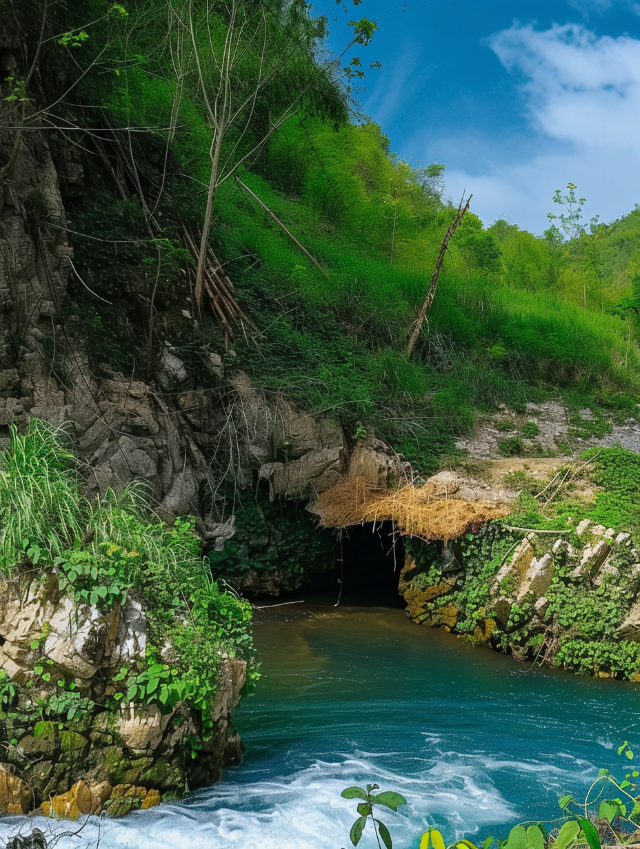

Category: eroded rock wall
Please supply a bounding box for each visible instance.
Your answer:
[0,576,245,817]
[401,519,640,678]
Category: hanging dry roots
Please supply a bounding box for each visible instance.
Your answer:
[312,476,507,541]
[182,224,256,344]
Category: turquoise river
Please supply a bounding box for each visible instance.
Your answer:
[1,605,638,849]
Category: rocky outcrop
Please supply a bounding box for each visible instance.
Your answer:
[403,519,640,678]
[0,577,246,816]
[0,767,31,815]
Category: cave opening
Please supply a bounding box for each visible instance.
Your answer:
[337,521,405,606]
[300,521,405,607]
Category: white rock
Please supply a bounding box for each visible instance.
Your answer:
[493,538,535,591]
[576,519,592,537]
[534,596,550,615]
[114,597,146,666]
[517,553,555,602]
[571,540,610,579]
[158,348,188,388]
[208,352,224,378]
[116,703,170,754]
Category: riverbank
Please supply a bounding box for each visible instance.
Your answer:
[3,605,636,849]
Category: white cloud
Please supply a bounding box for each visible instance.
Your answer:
[442,23,640,232]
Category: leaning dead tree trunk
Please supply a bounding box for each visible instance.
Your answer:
[237,179,329,279]
[406,192,472,356]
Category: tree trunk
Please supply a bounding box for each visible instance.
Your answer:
[406,193,472,356]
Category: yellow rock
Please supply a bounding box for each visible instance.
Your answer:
[111,783,148,801]
[141,789,161,810]
[110,783,136,799]
[0,767,31,815]
[402,578,458,622]
[436,603,459,629]
[42,780,104,819]
[44,789,80,820]
[473,618,496,643]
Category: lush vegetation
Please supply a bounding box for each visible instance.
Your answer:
[207,488,333,591]
[7,0,640,480]
[0,420,254,721]
[406,446,640,680]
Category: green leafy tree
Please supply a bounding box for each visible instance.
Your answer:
[544,183,602,308]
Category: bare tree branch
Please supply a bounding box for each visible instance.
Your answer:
[406,192,472,356]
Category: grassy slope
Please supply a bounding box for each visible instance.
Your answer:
[74,9,640,475]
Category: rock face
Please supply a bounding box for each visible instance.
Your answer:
[0,767,31,815]
[402,519,640,678]
[0,577,246,816]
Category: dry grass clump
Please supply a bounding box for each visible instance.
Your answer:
[314,476,507,541]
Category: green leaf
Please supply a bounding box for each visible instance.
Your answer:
[146,676,159,694]
[357,803,371,817]
[126,684,137,701]
[90,590,99,605]
[627,750,635,760]
[376,820,393,849]
[342,788,368,801]
[526,825,545,849]
[350,816,367,847]
[505,825,527,849]
[578,817,601,849]
[555,820,580,849]
[559,795,574,811]
[372,792,407,811]
[97,585,108,599]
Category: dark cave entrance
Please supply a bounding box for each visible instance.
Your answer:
[303,521,405,607]
[338,521,405,606]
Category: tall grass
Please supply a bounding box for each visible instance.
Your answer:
[0,421,84,570]
[0,421,201,583]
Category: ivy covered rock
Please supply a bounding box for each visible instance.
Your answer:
[403,516,640,679]
[0,422,255,818]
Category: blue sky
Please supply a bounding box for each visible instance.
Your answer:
[326,0,640,233]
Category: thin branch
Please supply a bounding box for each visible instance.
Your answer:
[236,178,329,278]
[406,192,472,356]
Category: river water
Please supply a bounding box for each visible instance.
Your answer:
[1,605,638,849]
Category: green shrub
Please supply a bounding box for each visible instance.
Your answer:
[499,436,524,456]
[521,421,540,438]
